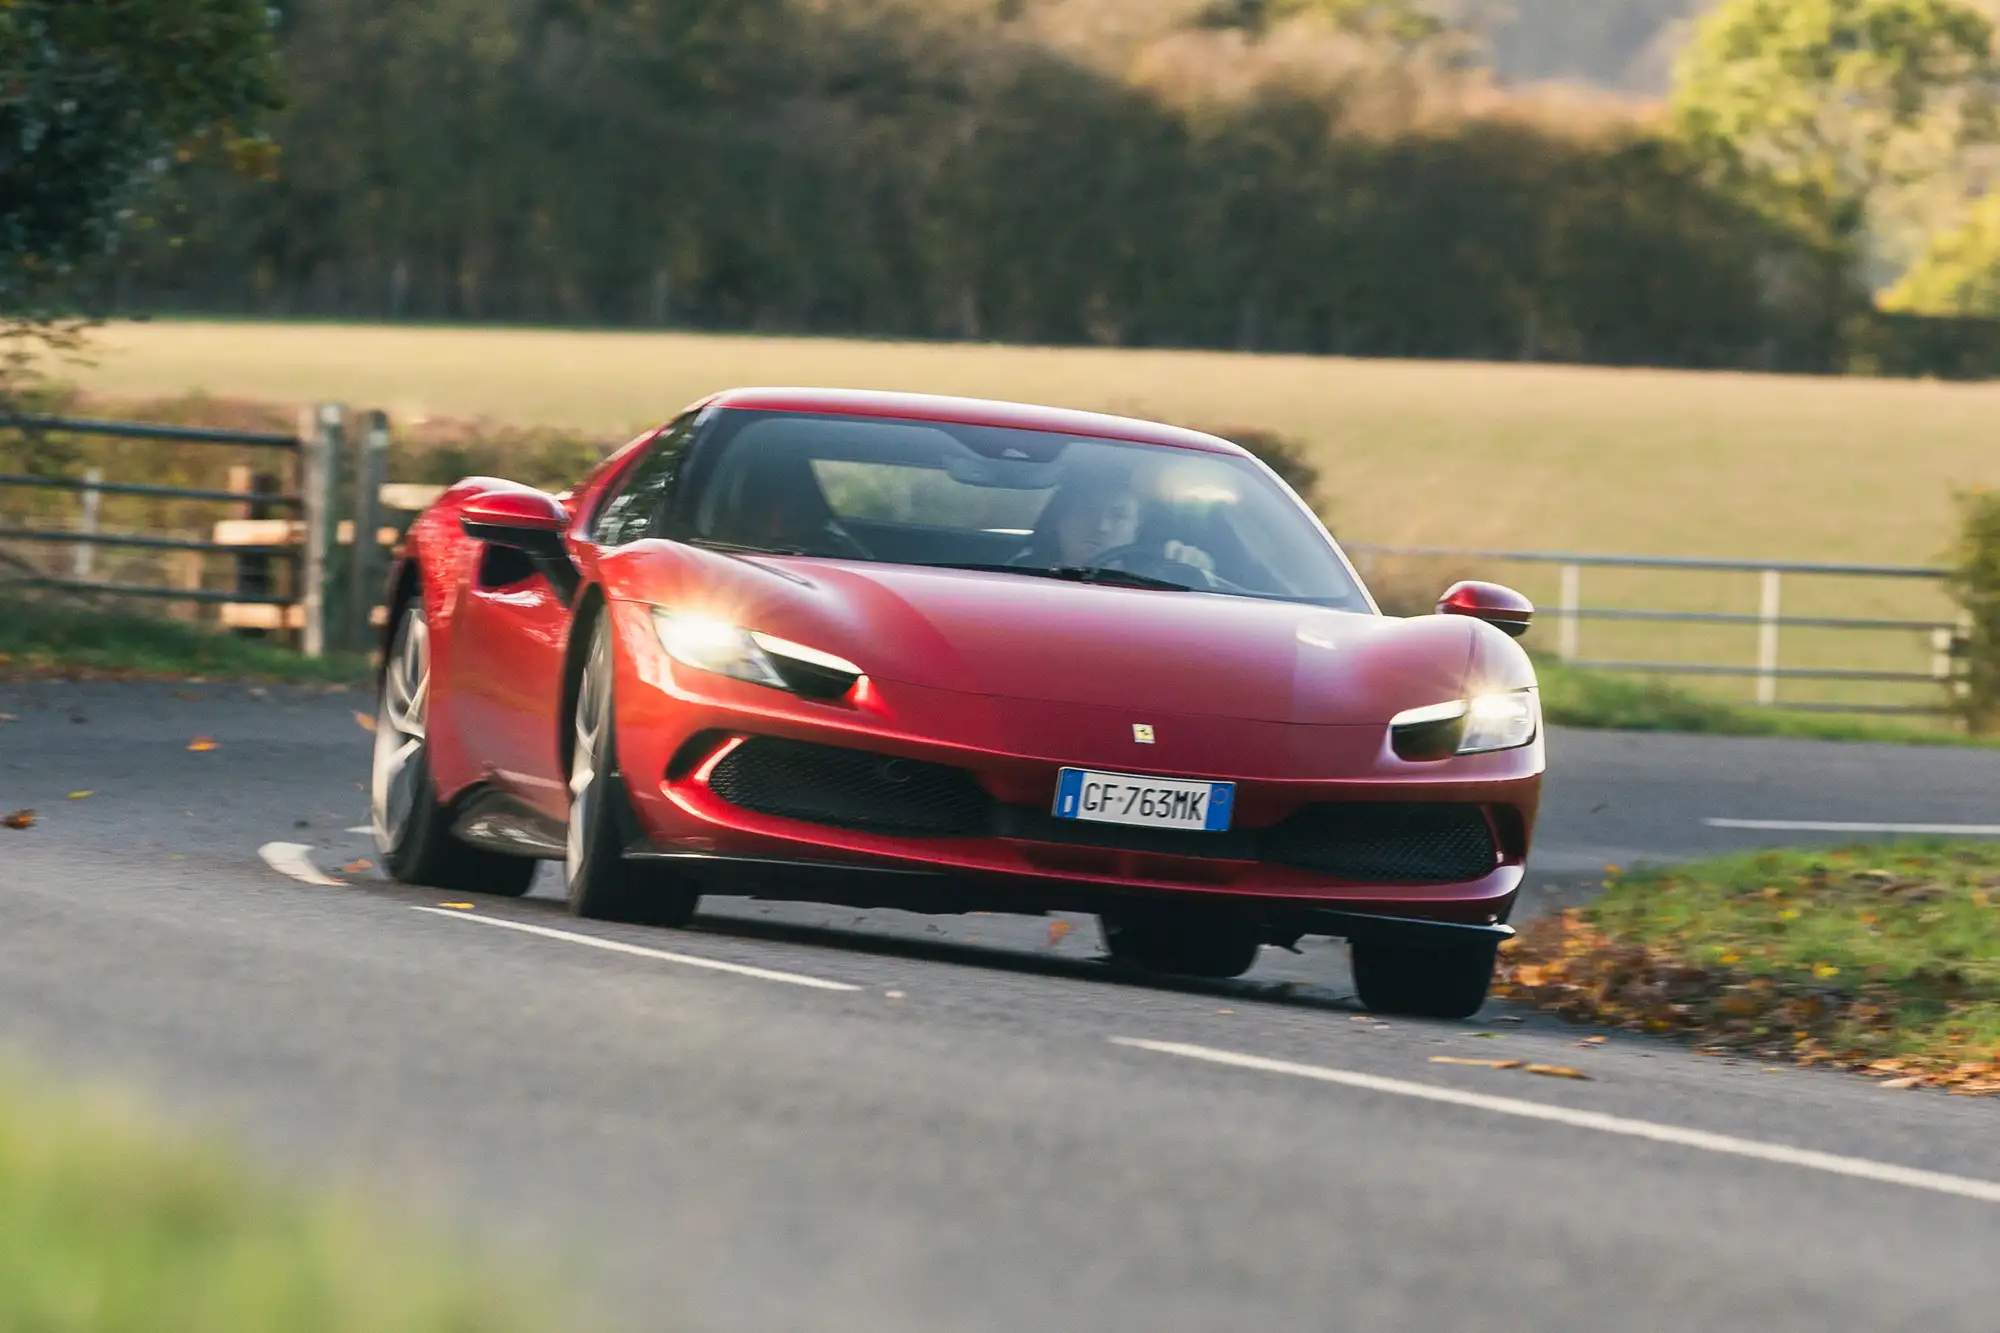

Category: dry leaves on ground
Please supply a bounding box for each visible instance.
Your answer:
[186,736,218,752]
[353,711,376,732]
[2,809,35,829]
[1495,908,2000,1096]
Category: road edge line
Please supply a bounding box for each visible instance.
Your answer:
[408,906,863,992]
[1109,1037,2000,1206]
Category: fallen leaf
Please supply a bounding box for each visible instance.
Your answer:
[172,690,202,701]
[2,809,35,829]
[1046,919,1073,947]
[1576,1035,1609,1046]
[66,790,92,800]
[884,990,906,999]
[1349,1015,1376,1022]
[324,684,351,694]
[1880,1076,1922,1090]
[0,712,18,723]
[1216,1008,1235,1015]
[1494,1015,1525,1024]
[186,736,218,752]
[438,902,474,910]
[1431,1057,1525,1069]
[353,711,376,732]
[1469,1031,1501,1039]
[341,858,373,872]
[1524,1064,1593,1081]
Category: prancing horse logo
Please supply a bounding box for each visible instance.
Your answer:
[1132,723,1156,744]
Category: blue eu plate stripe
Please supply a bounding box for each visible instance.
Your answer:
[1056,768,1085,817]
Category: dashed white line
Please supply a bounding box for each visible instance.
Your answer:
[1706,818,2000,836]
[1110,1038,2000,1206]
[258,841,343,887]
[408,906,861,992]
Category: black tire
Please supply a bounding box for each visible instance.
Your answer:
[372,599,537,897]
[1349,936,1497,1020]
[563,615,700,926]
[1099,906,1261,980]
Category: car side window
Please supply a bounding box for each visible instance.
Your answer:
[591,413,697,547]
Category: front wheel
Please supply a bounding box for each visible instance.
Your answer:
[1349,936,1497,1020]
[564,615,700,926]
[1099,906,1261,980]
[372,600,537,896]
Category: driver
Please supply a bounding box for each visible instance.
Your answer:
[1017,462,1218,580]
[1014,464,1141,568]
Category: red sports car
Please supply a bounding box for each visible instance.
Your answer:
[371,388,1543,1017]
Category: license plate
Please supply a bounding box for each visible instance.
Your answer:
[1052,768,1235,832]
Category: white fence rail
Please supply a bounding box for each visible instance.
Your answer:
[1343,543,1968,717]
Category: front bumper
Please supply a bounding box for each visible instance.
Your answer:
[608,603,1543,932]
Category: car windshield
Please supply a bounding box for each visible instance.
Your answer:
[679,408,1368,609]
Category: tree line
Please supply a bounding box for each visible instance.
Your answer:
[101,0,1861,372]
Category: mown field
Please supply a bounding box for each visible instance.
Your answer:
[55,319,2000,716]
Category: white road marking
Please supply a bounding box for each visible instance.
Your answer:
[408,906,862,991]
[1706,818,2000,837]
[258,841,343,887]
[1110,1038,2000,1206]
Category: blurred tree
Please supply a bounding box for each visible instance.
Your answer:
[1669,0,2000,327]
[1200,0,1455,51]
[0,0,282,399]
[1881,192,2000,314]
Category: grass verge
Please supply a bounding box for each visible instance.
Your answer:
[1534,658,1990,747]
[1496,843,2000,1094]
[0,593,371,684]
[0,1059,569,1332]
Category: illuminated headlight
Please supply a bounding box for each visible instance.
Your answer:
[650,610,862,699]
[1390,688,1539,761]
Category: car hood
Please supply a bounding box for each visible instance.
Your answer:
[612,551,1483,725]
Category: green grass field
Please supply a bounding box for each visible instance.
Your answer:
[55,319,2000,718]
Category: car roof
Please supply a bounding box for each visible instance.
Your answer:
[685,387,1246,457]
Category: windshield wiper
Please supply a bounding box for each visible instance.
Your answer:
[686,537,813,556]
[922,561,1188,592]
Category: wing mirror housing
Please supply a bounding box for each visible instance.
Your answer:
[459,484,579,603]
[1436,580,1533,638]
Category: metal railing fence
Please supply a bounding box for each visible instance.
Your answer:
[0,407,442,659]
[1344,543,1967,716]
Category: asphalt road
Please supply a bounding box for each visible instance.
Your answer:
[3,680,1999,1332]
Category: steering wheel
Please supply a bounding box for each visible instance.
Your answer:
[802,519,872,560]
[1089,541,1242,592]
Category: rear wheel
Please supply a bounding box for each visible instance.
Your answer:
[564,615,700,926]
[372,600,537,896]
[1099,906,1261,980]
[1349,936,1497,1020]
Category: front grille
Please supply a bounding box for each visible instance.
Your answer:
[1261,803,1497,882]
[705,737,991,837]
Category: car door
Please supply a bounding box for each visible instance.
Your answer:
[450,415,699,818]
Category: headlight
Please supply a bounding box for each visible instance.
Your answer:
[1390,688,1538,761]
[650,610,862,699]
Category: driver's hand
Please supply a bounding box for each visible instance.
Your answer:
[1163,540,1215,573]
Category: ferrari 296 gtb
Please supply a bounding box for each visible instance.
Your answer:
[370,388,1543,1017]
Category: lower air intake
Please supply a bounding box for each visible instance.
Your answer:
[1262,803,1498,883]
[705,737,991,837]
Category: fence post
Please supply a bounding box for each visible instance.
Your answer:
[71,468,101,580]
[299,404,342,658]
[1557,563,1581,661]
[1756,568,1782,706]
[347,410,390,654]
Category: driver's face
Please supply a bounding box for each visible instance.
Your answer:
[1056,490,1140,566]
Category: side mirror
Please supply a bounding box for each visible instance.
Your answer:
[460,485,578,603]
[1437,580,1533,638]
